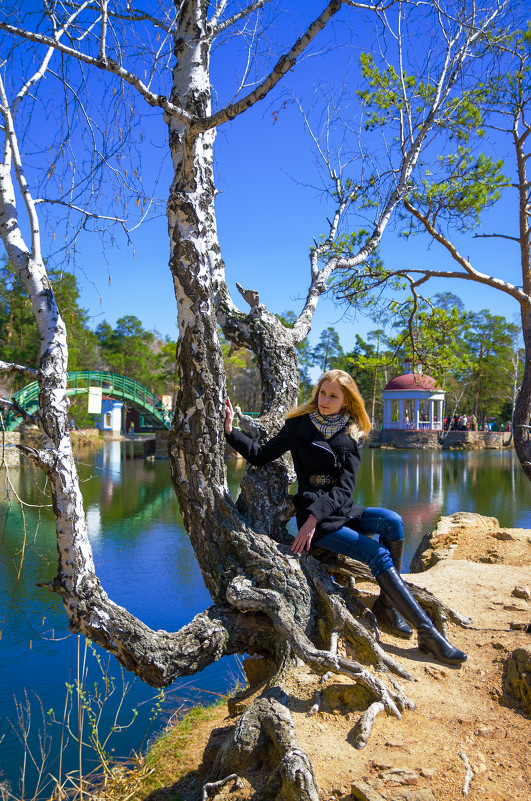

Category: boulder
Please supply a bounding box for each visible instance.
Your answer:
[410,512,499,573]
[503,647,531,713]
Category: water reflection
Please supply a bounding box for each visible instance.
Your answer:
[354,448,531,568]
[0,442,241,798]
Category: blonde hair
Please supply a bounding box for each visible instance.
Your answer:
[287,369,371,438]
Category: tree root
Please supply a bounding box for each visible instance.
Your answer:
[309,566,414,681]
[459,751,474,797]
[202,774,244,800]
[227,576,412,720]
[350,701,386,749]
[209,693,320,801]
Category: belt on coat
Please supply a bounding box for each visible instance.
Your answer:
[306,473,337,488]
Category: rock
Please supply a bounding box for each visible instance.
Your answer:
[512,585,531,600]
[385,739,406,749]
[389,791,436,801]
[351,779,387,801]
[321,682,372,712]
[419,768,437,778]
[476,724,497,739]
[227,691,249,716]
[198,725,232,775]
[379,767,418,785]
[503,646,531,713]
[493,530,516,541]
[369,760,393,770]
[510,620,529,630]
[242,654,275,686]
[410,512,499,572]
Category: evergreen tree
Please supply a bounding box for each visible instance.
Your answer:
[345,330,390,426]
[311,327,345,374]
[465,310,519,426]
[96,315,156,389]
[49,268,99,371]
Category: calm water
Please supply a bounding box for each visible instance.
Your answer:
[0,442,529,796]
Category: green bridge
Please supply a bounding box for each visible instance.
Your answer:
[2,371,172,432]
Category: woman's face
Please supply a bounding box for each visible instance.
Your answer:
[317,380,345,416]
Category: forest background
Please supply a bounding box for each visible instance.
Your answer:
[0,254,521,431]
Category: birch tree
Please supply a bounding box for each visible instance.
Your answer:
[0,1,511,795]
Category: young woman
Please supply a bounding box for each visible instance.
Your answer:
[225,369,466,667]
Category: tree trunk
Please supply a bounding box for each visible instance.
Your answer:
[513,307,531,481]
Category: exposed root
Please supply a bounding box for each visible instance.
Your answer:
[459,751,474,797]
[407,581,473,633]
[227,576,410,719]
[350,701,386,749]
[310,570,414,681]
[210,694,319,801]
[306,690,322,717]
[202,773,243,800]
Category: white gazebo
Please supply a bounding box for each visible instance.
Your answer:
[382,372,445,431]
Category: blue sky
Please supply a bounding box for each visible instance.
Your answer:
[3,1,524,352]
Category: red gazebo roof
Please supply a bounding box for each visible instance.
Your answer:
[384,372,442,392]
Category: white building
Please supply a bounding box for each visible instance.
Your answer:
[96,399,123,434]
[382,372,445,431]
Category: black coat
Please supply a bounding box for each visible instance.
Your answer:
[225,414,365,542]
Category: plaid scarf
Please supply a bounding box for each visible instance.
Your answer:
[309,411,351,440]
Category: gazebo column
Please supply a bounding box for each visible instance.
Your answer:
[399,399,403,429]
[415,399,420,429]
[429,399,434,429]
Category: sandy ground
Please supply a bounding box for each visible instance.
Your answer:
[155,522,531,801]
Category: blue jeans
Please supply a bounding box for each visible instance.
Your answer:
[316,507,404,578]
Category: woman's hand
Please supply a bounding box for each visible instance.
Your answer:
[225,397,235,435]
[291,514,317,555]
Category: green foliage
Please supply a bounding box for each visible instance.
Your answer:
[311,327,345,374]
[344,329,390,425]
[412,147,507,230]
[220,327,260,412]
[464,309,520,422]
[0,259,99,390]
[0,257,40,385]
[358,51,483,141]
[50,268,100,371]
[95,316,177,397]
[390,298,472,387]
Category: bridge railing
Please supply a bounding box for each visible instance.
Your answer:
[2,371,172,431]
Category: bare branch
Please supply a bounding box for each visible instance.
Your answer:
[0,20,190,119]
[404,199,531,308]
[473,232,521,243]
[0,360,39,379]
[0,398,37,426]
[211,0,272,35]
[192,1,343,133]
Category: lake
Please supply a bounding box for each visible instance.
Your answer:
[0,441,529,797]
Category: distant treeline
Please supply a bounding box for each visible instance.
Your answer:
[0,259,520,430]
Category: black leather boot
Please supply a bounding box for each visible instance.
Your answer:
[372,539,413,639]
[376,567,467,666]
